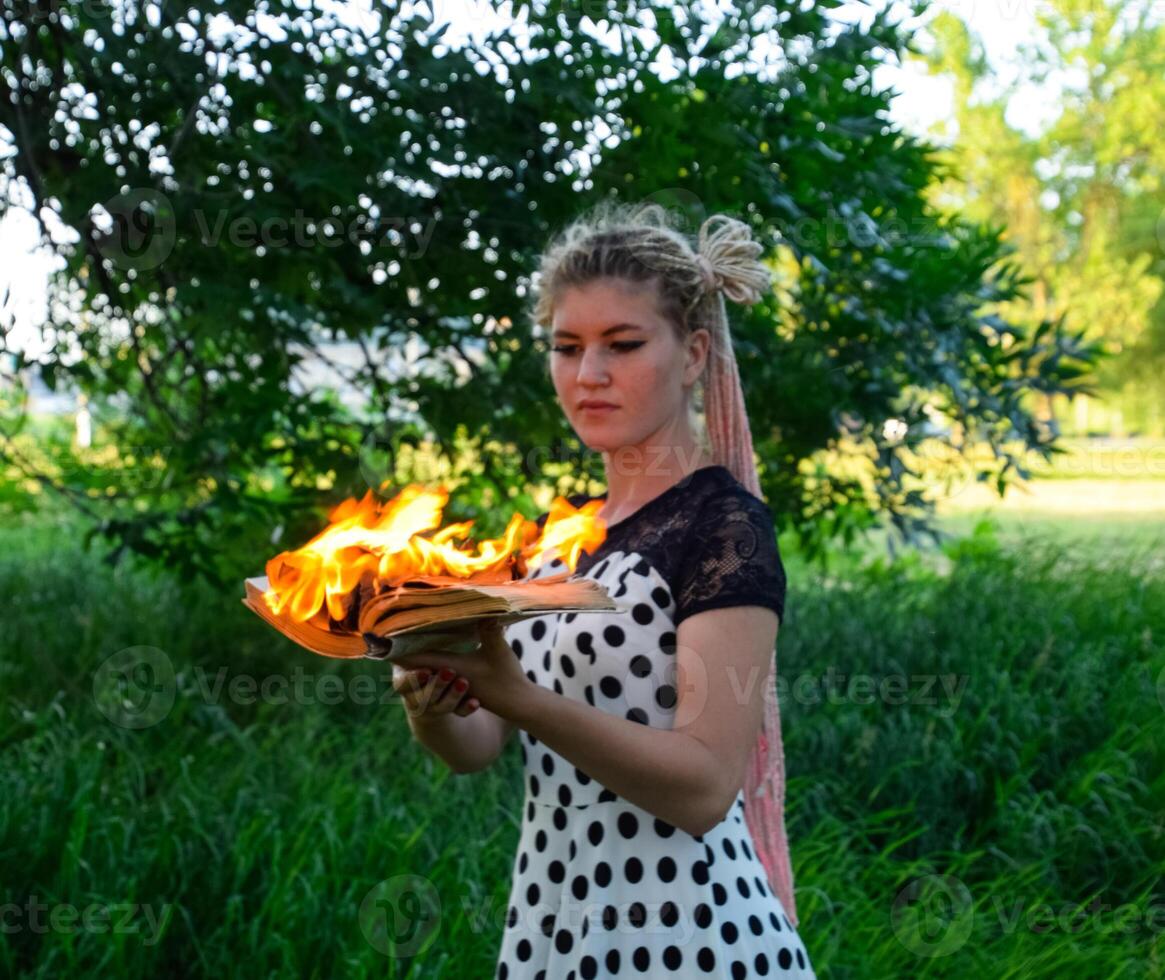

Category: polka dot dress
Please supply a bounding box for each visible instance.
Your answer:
[494,466,816,979]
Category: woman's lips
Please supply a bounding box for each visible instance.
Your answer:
[580,404,618,415]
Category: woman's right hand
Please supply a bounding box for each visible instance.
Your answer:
[392,662,480,721]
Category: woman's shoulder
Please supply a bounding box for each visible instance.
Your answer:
[694,471,777,524]
[673,475,787,626]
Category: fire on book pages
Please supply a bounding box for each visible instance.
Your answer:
[260,483,608,626]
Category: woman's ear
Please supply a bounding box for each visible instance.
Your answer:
[683,328,711,386]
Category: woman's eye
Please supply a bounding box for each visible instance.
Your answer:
[551,342,644,355]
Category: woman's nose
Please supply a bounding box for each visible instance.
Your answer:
[576,348,610,385]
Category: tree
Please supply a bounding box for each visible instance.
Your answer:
[0,0,1100,584]
[912,3,1164,436]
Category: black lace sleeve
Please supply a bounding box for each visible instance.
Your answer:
[673,488,787,627]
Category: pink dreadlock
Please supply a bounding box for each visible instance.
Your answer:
[531,200,799,926]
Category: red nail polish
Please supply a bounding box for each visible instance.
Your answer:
[454,679,467,692]
[440,668,455,681]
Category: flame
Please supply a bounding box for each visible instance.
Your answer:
[262,483,607,625]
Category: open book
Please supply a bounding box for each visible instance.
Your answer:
[242,567,623,662]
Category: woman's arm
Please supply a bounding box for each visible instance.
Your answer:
[408,706,515,775]
[499,605,780,837]
[503,683,721,835]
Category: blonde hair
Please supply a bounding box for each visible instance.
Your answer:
[527,199,800,926]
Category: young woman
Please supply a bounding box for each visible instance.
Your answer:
[392,201,816,978]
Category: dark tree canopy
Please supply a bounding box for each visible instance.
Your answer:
[0,0,1099,583]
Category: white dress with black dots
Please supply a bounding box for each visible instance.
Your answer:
[494,466,817,979]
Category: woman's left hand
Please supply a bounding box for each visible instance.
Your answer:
[390,618,532,718]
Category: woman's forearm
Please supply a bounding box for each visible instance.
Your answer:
[497,683,725,836]
[406,706,505,774]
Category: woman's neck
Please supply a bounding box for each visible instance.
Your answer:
[597,442,714,525]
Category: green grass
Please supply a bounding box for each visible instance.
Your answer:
[1,509,1163,978]
[833,510,1165,578]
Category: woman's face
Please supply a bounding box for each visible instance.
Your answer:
[548,277,709,458]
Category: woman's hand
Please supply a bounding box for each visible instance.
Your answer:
[391,618,531,719]
[392,661,481,721]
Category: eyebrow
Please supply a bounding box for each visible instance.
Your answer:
[551,323,644,340]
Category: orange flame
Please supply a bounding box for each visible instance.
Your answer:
[263,484,607,625]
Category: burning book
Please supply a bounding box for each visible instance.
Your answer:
[242,482,620,661]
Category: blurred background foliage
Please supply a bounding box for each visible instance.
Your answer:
[0,0,1105,584]
[915,1,1165,437]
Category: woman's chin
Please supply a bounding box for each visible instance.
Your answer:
[575,432,619,452]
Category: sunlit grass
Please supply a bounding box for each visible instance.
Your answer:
[2,504,1163,978]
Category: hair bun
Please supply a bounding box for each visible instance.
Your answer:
[696,215,773,306]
